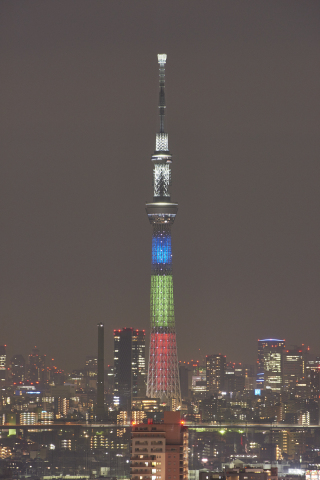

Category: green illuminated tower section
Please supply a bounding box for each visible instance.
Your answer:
[146,54,181,404]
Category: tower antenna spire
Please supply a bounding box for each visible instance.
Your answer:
[157,53,167,134]
[154,54,169,154]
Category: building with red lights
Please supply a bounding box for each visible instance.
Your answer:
[131,411,188,480]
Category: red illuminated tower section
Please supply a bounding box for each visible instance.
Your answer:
[146,54,181,405]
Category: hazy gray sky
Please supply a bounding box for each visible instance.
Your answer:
[1,1,320,371]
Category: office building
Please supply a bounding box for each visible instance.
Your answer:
[96,323,105,418]
[27,347,46,384]
[9,354,25,384]
[105,364,114,395]
[191,364,207,399]
[263,342,285,392]
[114,328,146,409]
[283,345,308,390]
[85,355,98,389]
[206,354,226,395]
[257,339,285,388]
[146,54,181,405]
[131,411,188,480]
[0,346,6,383]
[55,397,70,418]
[306,358,320,402]
[225,363,245,394]
[179,364,191,400]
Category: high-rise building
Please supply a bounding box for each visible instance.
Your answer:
[257,339,285,388]
[283,345,308,390]
[85,355,98,388]
[27,347,46,384]
[105,364,114,395]
[55,397,70,418]
[225,362,246,394]
[146,54,181,405]
[0,346,7,383]
[179,364,191,400]
[206,354,226,395]
[131,411,188,480]
[96,323,105,419]
[263,342,285,392]
[306,358,320,420]
[113,328,146,409]
[191,363,207,399]
[9,354,25,384]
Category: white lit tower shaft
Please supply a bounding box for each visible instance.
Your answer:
[146,54,181,405]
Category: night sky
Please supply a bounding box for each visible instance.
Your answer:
[1,1,320,372]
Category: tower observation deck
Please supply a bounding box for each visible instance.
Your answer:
[146,54,181,405]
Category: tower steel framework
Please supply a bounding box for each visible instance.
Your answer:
[146,54,181,405]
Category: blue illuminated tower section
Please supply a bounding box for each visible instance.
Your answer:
[146,54,181,405]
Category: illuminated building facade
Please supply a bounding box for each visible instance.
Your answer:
[283,345,308,390]
[0,447,12,459]
[257,339,285,388]
[263,342,285,392]
[113,328,146,409]
[55,397,70,417]
[131,411,188,480]
[191,364,207,400]
[146,54,181,405]
[0,346,6,383]
[20,412,38,425]
[206,354,226,395]
[39,411,54,425]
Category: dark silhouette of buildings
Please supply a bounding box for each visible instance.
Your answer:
[96,323,105,419]
[113,328,146,410]
[9,354,25,384]
[27,346,46,384]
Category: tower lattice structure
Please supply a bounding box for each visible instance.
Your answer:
[146,54,181,405]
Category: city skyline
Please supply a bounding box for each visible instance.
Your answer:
[1,2,320,371]
[1,335,315,381]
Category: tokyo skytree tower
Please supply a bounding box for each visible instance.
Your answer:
[146,54,181,405]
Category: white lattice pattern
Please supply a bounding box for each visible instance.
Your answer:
[156,133,169,151]
[154,164,170,197]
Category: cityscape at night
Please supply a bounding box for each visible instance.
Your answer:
[2,334,320,478]
[1,1,320,479]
